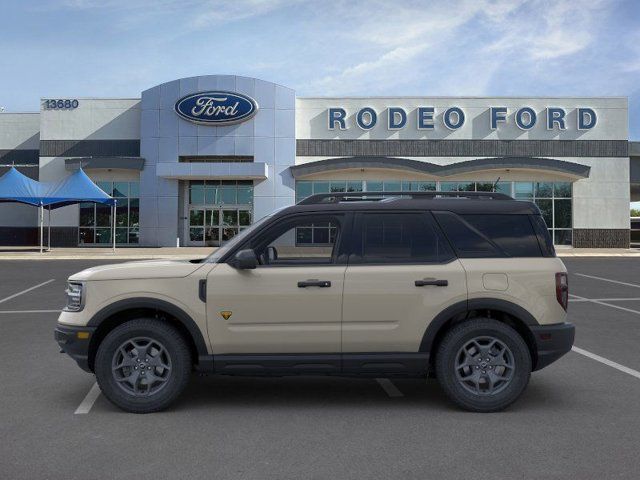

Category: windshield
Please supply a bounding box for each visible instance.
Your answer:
[203,214,273,263]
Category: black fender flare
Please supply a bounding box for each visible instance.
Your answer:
[419,298,539,353]
[87,297,209,356]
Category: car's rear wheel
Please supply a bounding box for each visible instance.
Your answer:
[95,319,191,413]
[435,318,531,412]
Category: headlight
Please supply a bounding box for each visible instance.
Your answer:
[64,282,84,312]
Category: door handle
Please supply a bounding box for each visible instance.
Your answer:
[298,279,331,288]
[415,279,448,287]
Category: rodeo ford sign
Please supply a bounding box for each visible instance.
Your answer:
[328,106,597,131]
[175,91,258,125]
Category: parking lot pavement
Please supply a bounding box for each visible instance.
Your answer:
[1,257,640,479]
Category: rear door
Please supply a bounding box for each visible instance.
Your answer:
[341,211,467,353]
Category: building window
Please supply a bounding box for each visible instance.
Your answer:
[295,179,572,246]
[515,181,572,246]
[78,181,140,245]
[295,179,436,203]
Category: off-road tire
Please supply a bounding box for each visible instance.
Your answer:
[95,318,191,413]
[435,318,532,412]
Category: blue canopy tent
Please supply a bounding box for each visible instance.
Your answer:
[0,167,46,206]
[0,167,116,253]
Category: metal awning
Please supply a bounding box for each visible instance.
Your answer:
[156,162,268,180]
[290,156,591,179]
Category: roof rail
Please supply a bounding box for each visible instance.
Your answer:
[297,191,512,205]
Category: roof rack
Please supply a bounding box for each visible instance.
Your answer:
[297,191,512,205]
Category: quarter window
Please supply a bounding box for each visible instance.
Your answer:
[461,214,542,257]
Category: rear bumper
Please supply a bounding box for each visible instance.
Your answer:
[54,324,96,373]
[531,322,575,371]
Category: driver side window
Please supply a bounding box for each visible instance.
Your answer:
[252,215,342,266]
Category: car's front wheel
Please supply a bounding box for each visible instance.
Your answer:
[95,319,191,413]
[435,318,532,412]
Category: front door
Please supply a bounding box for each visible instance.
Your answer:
[206,213,348,354]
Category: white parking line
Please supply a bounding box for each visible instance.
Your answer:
[575,273,640,289]
[375,378,404,398]
[0,279,55,305]
[0,309,61,314]
[569,294,640,315]
[572,346,640,380]
[74,383,101,414]
[569,297,640,303]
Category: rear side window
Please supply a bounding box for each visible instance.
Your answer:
[461,214,542,257]
[433,212,543,258]
[530,215,556,257]
[351,212,454,264]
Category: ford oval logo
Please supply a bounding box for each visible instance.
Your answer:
[174,91,258,125]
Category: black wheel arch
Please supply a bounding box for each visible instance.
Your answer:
[421,298,539,369]
[86,298,209,372]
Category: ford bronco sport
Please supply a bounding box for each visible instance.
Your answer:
[55,191,574,413]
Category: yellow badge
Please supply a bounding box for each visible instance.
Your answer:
[220,311,232,320]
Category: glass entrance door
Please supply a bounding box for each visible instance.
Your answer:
[185,180,254,247]
[189,207,252,246]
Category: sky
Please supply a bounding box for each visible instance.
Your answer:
[1,0,639,140]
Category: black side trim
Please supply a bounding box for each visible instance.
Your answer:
[342,353,429,376]
[467,298,538,325]
[87,298,208,356]
[419,300,469,352]
[206,352,430,377]
[419,298,540,353]
[213,354,342,376]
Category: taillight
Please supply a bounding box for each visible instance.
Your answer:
[556,272,568,311]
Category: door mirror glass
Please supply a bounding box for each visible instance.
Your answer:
[231,249,258,269]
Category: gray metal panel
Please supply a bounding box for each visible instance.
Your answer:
[40,140,140,157]
[0,149,39,165]
[296,139,629,158]
[290,156,591,179]
[630,142,640,157]
[64,157,145,171]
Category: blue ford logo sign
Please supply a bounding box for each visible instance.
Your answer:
[174,91,258,125]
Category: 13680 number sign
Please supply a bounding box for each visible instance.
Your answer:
[43,99,79,109]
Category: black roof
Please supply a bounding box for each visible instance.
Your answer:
[277,192,541,216]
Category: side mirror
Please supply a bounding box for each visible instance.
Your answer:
[266,246,278,262]
[231,249,258,270]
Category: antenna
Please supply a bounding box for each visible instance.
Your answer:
[492,176,501,193]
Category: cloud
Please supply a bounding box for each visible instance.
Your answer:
[485,0,610,60]
[309,0,522,95]
[190,0,303,28]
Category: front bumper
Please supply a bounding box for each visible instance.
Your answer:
[530,322,575,371]
[54,324,96,373]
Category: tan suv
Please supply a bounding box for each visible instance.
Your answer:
[55,191,574,413]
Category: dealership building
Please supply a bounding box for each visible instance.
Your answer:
[0,74,638,248]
